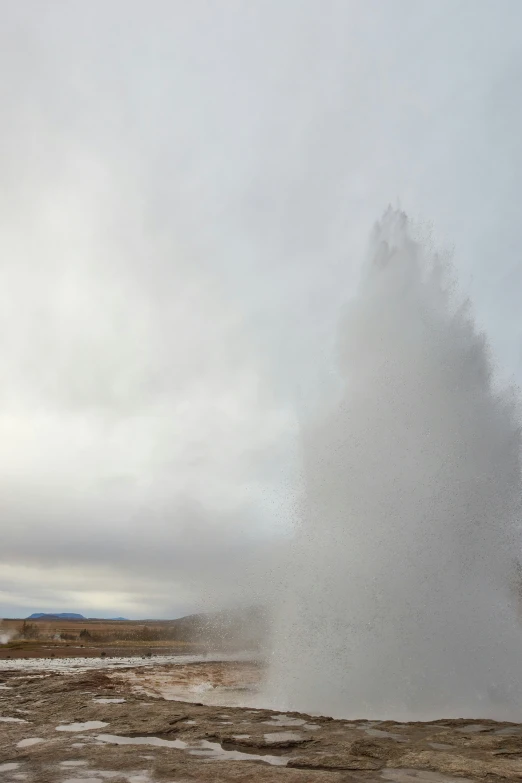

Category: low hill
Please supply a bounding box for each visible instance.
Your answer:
[27,613,86,620]
[26,613,128,621]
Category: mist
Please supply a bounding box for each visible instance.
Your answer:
[266,209,522,720]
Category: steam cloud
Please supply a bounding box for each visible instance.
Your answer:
[266,209,522,721]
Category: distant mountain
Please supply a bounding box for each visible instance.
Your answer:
[26,613,85,620]
[26,613,129,621]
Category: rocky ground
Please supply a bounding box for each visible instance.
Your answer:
[1,659,522,782]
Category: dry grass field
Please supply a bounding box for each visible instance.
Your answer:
[0,607,267,659]
[0,618,201,659]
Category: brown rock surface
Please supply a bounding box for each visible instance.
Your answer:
[1,663,522,782]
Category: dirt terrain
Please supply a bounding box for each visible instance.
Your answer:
[1,658,522,782]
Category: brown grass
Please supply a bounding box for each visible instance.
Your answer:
[0,618,205,659]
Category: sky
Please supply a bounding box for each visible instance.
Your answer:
[1,0,522,619]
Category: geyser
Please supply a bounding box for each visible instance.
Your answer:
[267,208,522,721]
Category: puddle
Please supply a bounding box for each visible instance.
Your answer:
[17,738,44,748]
[0,716,28,723]
[365,728,408,742]
[263,714,306,727]
[189,739,289,766]
[263,731,303,743]
[456,724,488,733]
[429,742,453,750]
[63,768,154,783]
[494,726,522,736]
[382,770,474,783]
[97,734,187,749]
[97,734,289,766]
[57,721,109,732]
[93,698,125,704]
[129,677,259,708]
[62,779,104,783]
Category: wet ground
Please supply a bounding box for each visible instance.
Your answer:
[0,644,208,661]
[1,656,522,782]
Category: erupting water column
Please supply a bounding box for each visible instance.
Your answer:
[267,208,522,721]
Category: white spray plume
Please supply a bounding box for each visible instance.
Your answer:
[266,208,522,721]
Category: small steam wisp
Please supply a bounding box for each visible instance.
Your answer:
[0,622,15,645]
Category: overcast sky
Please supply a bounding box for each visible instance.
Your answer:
[1,1,521,619]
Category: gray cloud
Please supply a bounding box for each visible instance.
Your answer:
[1,1,521,617]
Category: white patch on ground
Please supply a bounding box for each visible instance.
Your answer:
[191,682,214,693]
[61,760,90,766]
[0,652,251,675]
[0,716,28,722]
[303,723,321,730]
[232,734,250,739]
[62,778,103,783]
[61,770,153,783]
[263,731,302,742]
[0,763,20,771]
[17,738,44,747]
[93,698,125,704]
[57,721,108,732]
[0,684,12,689]
[183,720,197,725]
